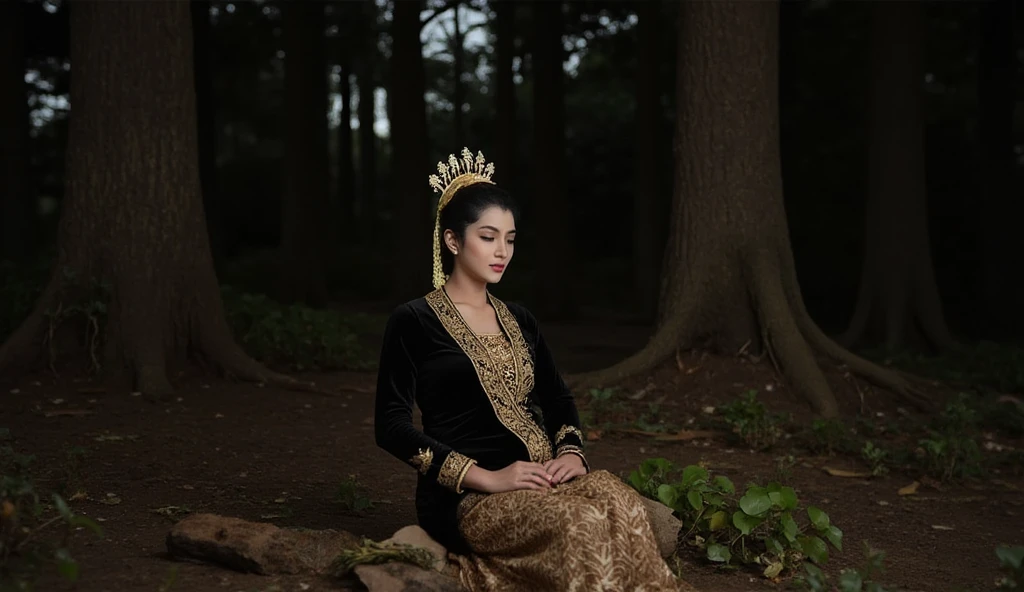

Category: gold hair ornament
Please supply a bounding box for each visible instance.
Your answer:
[427,148,496,289]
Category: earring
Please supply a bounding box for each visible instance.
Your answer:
[452,249,458,255]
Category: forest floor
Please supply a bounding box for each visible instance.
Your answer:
[3,319,1023,592]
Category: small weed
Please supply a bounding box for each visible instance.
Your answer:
[996,545,1024,590]
[806,418,849,456]
[796,541,891,591]
[918,394,983,482]
[581,387,624,428]
[860,441,889,476]
[336,476,373,512]
[719,390,787,451]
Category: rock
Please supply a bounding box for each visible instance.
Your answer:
[639,497,682,558]
[166,513,360,575]
[383,526,448,571]
[353,563,464,592]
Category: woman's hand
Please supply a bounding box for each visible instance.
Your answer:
[465,461,555,493]
[543,453,586,485]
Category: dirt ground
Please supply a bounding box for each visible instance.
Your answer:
[3,320,1022,592]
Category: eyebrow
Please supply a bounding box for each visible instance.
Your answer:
[479,226,516,233]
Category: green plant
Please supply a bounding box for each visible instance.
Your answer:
[860,441,889,476]
[628,458,842,579]
[807,418,849,456]
[996,545,1024,589]
[336,476,373,512]
[797,542,891,592]
[719,390,787,451]
[1,444,103,589]
[221,286,375,371]
[918,394,982,482]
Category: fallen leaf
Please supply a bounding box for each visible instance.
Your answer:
[898,481,920,496]
[586,430,603,441]
[823,467,872,478]
[100,493,122,505]
[69,491,88,501]
[931,525,954,531]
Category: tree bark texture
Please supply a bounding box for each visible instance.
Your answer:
[576,1,931,417]
[192,0,222,263]
[494,0,517,193]
[280,0,331,307]
[976,0,1021,338]
[390,0,431,299]
[531,0,575,319]
[0,1,310,397]
[337,45,356,240]
[1,0,34,262]
[632,0,660,322]
[840,1,953,351]
[356,0,377,242]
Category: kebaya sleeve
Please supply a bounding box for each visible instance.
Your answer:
[374,304,477,493]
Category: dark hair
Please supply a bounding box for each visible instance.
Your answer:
[439,182,521,275]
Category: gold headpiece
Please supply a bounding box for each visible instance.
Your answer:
[427,148,496,289]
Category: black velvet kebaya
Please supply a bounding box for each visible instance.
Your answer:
[374,287,587,554]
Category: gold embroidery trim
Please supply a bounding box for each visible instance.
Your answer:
[410,447,434,475]
[438,451,476,493]
[425,288,552,464]
[555,425,584,445]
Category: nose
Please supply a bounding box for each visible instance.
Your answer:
[494,241,508,259]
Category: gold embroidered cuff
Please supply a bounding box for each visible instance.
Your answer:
[556,445,589,473]
[438,451,476,493]
[555,425,585,446]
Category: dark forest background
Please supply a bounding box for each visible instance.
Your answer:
[1,0,1022,380]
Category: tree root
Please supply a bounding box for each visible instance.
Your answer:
[0,278,61,380]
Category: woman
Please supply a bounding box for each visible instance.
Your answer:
[374,149,687,591]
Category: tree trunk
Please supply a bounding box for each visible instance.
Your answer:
[279,0,331,307]
[976,0,1020,338]
[632,0,660,322]
[0,0,310,397]
[493,0,517,193]
[356,0,377,241]
[452,1,466,147]
[840,1,953,351]
[337,48,356,240]
[390,0,431,299]
[531,0,575,319]
[0,0,33,263]
[192,0,222,263]
[575,0,931,417]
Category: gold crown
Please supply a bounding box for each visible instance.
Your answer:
[428,148,497,289]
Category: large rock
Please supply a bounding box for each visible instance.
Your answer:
[640,497,683,558]
[353,563,464,592]
[166,513,360,575]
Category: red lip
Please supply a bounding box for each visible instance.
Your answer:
[490,264,505,272]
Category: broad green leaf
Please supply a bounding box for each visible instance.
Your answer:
[55,548,80,581]
[824,525,843,551]
[798,535,829,564]
[732,510,763,535]
[687,490,704,512]
[706,543,732,563]
[807,506,830,531]
[709,511,729,531]
[838,570,864,592]
[996,545,1024,570]
[705,493,724,507]
[765,537,784,555]
[763,562,784,579]
[713,475,735,494]
[779,512,799,543]
[657,484,677,508]
[778,486,798,510]
[739,487,772,516]
[53,494,72,520]
[681,465,708,487]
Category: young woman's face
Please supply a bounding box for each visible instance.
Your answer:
[447,206,516,285]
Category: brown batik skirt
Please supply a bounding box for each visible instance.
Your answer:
[449,470,694,591]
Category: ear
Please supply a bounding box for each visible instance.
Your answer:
[443,229,459,255]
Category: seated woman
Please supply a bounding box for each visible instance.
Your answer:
[374,149,689,591]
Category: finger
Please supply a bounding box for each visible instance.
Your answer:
[523,474,552,489]
[548,465,567,483]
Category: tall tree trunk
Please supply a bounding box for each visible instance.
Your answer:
[977,0,1019,338]
[531,0,575,319]
[0,0,33,263]
[337,47,356,240]
[632,0,660,322]
[192,0,222,262]
[280,0,331,307]
[0,0,309,396]
[390,0,431,299]
[493,0,517,193]
[576,0,930,417]
[840,1,953,351]
[356,0,377,240]
[452,1,466,147]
